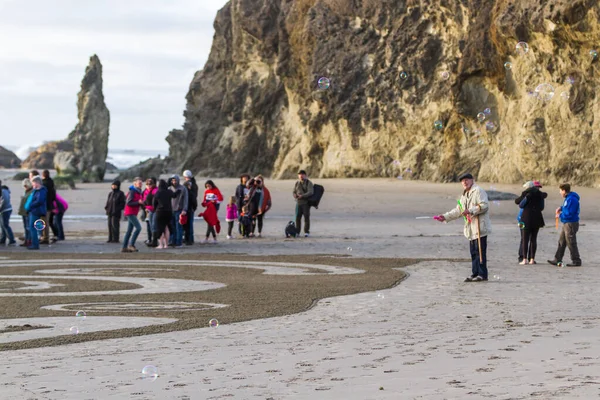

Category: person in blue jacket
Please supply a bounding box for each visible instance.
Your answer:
[24,176,47,250]
[548,183,581,267]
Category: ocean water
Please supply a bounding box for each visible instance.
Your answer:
[6,145,167,170]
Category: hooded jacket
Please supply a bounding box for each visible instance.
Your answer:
[515,187,547,229]
[443,184,492,241]
[186,177,199,211]
[43,176,56,208]
[105,180,126,217]
[25,185,48,217]
[559,192,580,223]
[124,184,143,217]
[170,175,189,213]
[0,186,12,213]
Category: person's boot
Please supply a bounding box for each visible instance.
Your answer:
[148,232,159,247]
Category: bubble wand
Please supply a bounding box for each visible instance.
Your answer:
[457,200,472,223]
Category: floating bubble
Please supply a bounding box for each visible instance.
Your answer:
[518,221,525,230]
[476,112,486,122]
[69,326,79,335]
[462,125,470,135]
[492,275,501,280]
[485,121,496,132]
[392,160,400,166]
[317,77,330,90]
[534,83,555,102]
[347,247,353,251]
[484,108,492,115]
[525,138,534,145]
[440,71,450,80]
[504,62,512,70]
[434,120,444,130]
[400,71,408,80]
[566,76,575,85]
[516,41,529,55]
[477,139,485,145]
[75,310,86,320]
[141,365,158,381]
[557,262,564,268]
[404,168,412,174]
[560,91,570,100]
[33,219,45,231]
[209,318,219,328]
[590,49,598,59]
[377,293,385,299]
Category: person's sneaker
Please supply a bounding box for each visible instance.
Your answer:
[464,275,476,282]
[7,241,17,246]
[472,276,486,282]
[202,239,209,244]
[567,262,582,267]
[121,247,130,253]
[257,233,262,238]
[547,259,560,266]
[226,235,232,239]
[529,260,537,265]
[50,238,57,244]
[127,246,139,252]
[304,233,310,238]
[519,260,528,265]
[144,240,151,245]
[212,239,217,244]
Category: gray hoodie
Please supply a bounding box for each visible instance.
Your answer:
[169,175,189,213]
[0,186,12,213]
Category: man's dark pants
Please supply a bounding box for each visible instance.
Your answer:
[108,215,120,242]
[295,203,310,234]
[555,222,581,264]
[469,235,488,279]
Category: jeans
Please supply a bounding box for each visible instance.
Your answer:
[555,222,581,264]
[22,215,30,242]
[0,211,15,244]
[123,215,142,249]
[169,210,183,246]
[53,212,65,240]
[295,203,310,234]
[146,211,155,241]
[28,213,41,249]
[469,235,488,279]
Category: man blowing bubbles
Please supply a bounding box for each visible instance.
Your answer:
[436,173,492,282]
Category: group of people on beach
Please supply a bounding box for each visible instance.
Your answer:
[437,173,582,282]
[105,171,281,253]
[0,170,68,250]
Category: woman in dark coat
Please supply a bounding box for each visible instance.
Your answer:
[515,181,547,265]
[152,179,177,248]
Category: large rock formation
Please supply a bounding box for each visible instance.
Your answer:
[22,55,110,181]
[166,0,600,185]
[0,146,20,168]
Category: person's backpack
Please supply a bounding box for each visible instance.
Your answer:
[308,184,324,209]
[285,221,297,238]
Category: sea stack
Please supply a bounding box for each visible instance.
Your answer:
[0,146,20,168]
[22,55,110,182]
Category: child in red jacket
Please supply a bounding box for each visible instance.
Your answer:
[198,193,221,243]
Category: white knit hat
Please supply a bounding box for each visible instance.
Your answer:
[183,170,193,178]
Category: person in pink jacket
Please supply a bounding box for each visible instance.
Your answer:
[225,196,238,239]
[52,192,69,241]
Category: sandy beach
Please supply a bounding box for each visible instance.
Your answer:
[0,174,599,398]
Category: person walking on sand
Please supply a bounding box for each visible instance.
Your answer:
[515,181,547,265]
[18,179,33,247]
[293,170,314,237]
[169,175,188,248]
[182,170,198,245]
[435,173,491,282]
[122,177,144,253]
[0,179,16,246]
[24,176,47,250]
[105,179,126,243]
[548,183,582,267]
[40,170,55,245]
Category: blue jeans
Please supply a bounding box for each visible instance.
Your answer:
[0,211,15,244]
[169,211,183,246]
[28,213,41,248]
[469,235,488,279]
[123,215,142,249]
[53,212,65,240]
[22,215,30,242]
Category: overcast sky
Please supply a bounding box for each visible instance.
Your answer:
[0,0,229,152]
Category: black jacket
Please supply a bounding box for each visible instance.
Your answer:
[153,189,177,214]
[515,187,547,229]
[43,177,56,208]
[235,183,246,210]
[105,189,125,216]
[187,178,199,211]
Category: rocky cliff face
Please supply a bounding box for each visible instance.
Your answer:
[22,55,110,181]
[0,146,20,168]
[167,0,600,185]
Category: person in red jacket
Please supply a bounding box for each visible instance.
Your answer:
[203,180,224,212]
[122,177,144,253]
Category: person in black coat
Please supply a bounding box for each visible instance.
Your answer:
[515,181,547,265]
[104,179,126,243]
[41,170,56,244]
[152,179,179,248]
[235,174,251,234]
[182,171,198,245]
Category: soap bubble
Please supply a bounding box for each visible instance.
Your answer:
[392,160,400,166]
[590,50,598,59]
[492,275,501,280]
[525,138,535,145]
[347,247,353,251]
[400,71,408,80]
[317,77,330,90]
[560,91,570,100]
[484,108,492,115]
[518,221,525,230]
[141,365,158,381]
[516,41,529,55]
[462,125,471,135]
[434,120,444,130]
[504,62,512,70]
[75,310,86,320]
[404,168,412,175]
[377,293,385,299]
[534,83,555,102]
[477,112,486,122]
[69,326,79,335]
[477,139,485,145]
[33,219,45,231]
[209,318,219,328]
[440,71,450,80]
[485,121,496,132]
[557,262,564,268]
[566,76,575,85]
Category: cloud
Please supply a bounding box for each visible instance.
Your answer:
[0,0,230,151]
